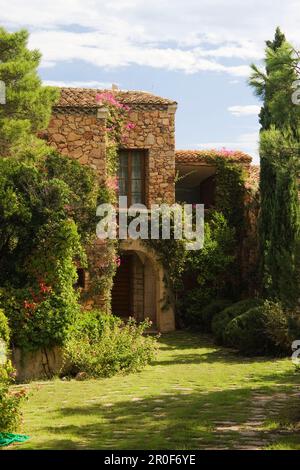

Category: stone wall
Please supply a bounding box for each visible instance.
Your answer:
[120,104,177,205]
[13,346,64,383]
[46,108,107,181]
[44,99,177,330]
[46,102,177,205]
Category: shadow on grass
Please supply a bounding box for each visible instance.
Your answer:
[20,331,300,450]
[27,382,300,450]
[155,331,294,370]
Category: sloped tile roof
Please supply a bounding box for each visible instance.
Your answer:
[55,87,177,107]
[175,149,252,164]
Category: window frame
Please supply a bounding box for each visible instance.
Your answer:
[118,149,146,206]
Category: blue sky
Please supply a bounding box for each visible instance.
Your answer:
[1,0,300,164]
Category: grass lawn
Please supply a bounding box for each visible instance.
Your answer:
[12,331,300,450]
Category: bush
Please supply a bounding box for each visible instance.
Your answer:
[264,301,292,353]
[0,308,10,344]
[0,309,26,433]
[187,298,232,332]
[224,301,289,355]
[0,152,104,353]
[211,298,263,343]
[181,212,236,327]
[183,288,216,329]
[1,287,79,352]
[63,311,158,378]
[0,362,26,432]
[200,299,232,332]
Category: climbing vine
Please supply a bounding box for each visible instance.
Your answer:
[82,92,135,311]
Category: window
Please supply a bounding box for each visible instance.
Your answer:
[118,150,145,205]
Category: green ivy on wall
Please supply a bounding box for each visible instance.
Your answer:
[143,153,248,325]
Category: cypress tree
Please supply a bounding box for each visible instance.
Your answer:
[249,28,300,306]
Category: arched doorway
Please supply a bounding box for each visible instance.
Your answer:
[110,239,175,333]
[111,251,157,328]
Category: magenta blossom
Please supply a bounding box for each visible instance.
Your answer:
[219,147,236,157]
[107,176,119,192]
[96,92,123,109]
[125,122,136,130]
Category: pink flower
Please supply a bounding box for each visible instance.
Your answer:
[219,147,236,157]
[115,256,121,267]
[96,92,123,108]
[107,176,119,192]
[105,125,116,132]
[125,122,135,130]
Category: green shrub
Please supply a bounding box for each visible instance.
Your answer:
[0,308,9,370]
[0,362,26,433]
[187,299,232,332]
[63,311,158,378]
[181,211,236,327]
[183,288,215,328]
[224,301,289,355]
[288,314,300,348]
[200,299,232,332]
[0,309,26,433]
[264,301,291,353]
[1,287,79,352]
[212,298,263,343]
[0,308,10,344]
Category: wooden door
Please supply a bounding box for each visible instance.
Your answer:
[111,254,133,318]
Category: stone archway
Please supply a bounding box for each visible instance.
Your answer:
[111,239,175,332]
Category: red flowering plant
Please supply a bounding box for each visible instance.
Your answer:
[23,279,53,314]
[95,92,134,144]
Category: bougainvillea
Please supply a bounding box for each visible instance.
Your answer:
[87,92,135,312]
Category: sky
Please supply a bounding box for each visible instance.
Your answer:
[1,0,300,164]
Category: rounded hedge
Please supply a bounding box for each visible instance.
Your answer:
[224,302,288,355]
[199,299,232,332]
[211,298,263,344]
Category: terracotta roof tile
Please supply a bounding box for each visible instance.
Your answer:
[175,149,252,164]
[55,87,177,107]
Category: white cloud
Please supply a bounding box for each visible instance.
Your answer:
[1,0,299,76]
[196,131,260,163]
[26,29,253,76]
[228,105,261,117]
[43,80,115,88]
[195,43,263,60]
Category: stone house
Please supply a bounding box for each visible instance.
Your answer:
[45,87,257,334]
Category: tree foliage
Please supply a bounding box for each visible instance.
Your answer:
[0,28,58,155]
[0,27,102,350]
[0,149,101,350]
[249,28,300,306]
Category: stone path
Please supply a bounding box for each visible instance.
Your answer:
[203,386,300,450]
